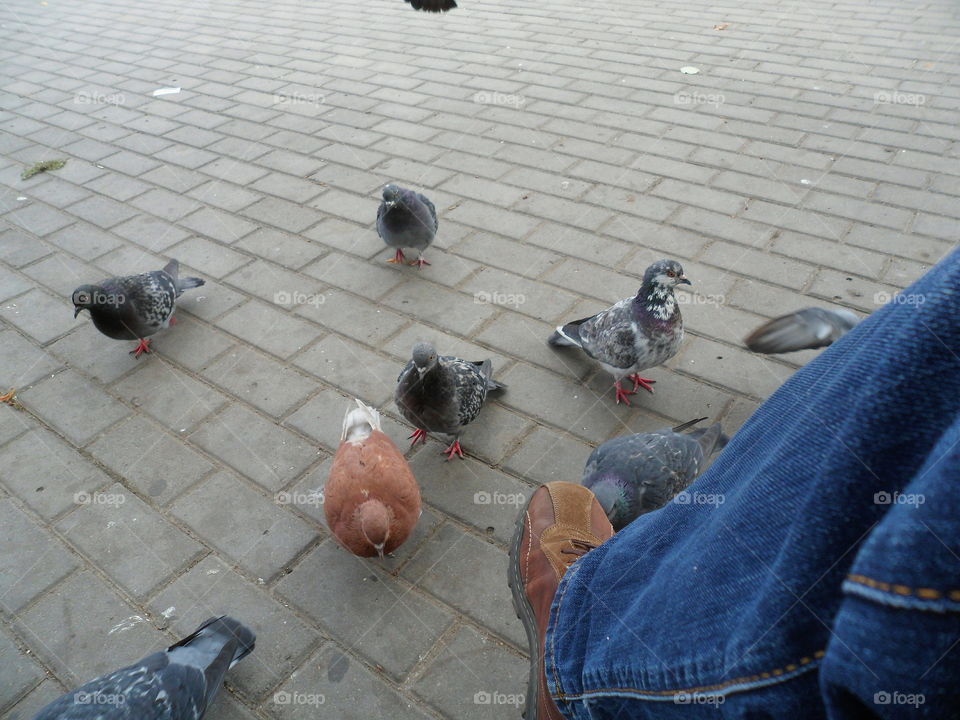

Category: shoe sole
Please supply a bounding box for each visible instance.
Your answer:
[508,497,542,720]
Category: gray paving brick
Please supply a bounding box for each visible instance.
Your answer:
[87,414,216,505]
[402,524,526,648]
[0,229,53,267]
[202,346,318,416]
[47,326,146,384]
[167,236,251,278]
[65,194,139,229]
[189,403,319,491]
[112,213,192,252]
[171,471,317,581]
[240,196,325,233]
[3,202,76,236]
[56,482,203,598]
[3,678,67,720]
[15,570,165,685]
[277,538,453,681]
[19,369,129,446]
[269,644,431,720]
[412,624,528,719]
[0,327,62,388]
[292,334,399,406]
[179,206,260,244]
[0,498,78,613]
[0,626,45,711]
[110,359,226,430]
[381,281,496,337]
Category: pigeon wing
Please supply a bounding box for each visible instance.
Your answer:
[745,307,858,354]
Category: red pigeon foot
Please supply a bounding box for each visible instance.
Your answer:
[628,374,656,393]
[169,316,177,326]
[614,380,635,405]
[130,338,152,358]
[443,439,465,461]
[387,248,407,264]
[408,428,427,447]
[409,257,431,269]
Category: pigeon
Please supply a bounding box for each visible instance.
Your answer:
[324,399,421,559]
[745,307,859,354]
[395,341,506,460]
[34,615,254,720]
[376,184,437,269]
[71,259,204,357]
[405,0,457,10]
[549,259,690,405]
[582,418,728,531]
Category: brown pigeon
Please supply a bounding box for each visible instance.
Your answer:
[324,399,421,559]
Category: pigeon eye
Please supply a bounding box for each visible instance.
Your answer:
[666,270,676,278]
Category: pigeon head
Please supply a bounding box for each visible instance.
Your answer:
[584,474,632,530]
[357,499,391,559]
[382,183,403,208]
[411,342,439,376]
[72,284,123,318]
[642,259,690,291]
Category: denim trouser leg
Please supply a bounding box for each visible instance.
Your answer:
[545,248,960,719]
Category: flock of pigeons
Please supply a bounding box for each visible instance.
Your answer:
[48,176,864,718]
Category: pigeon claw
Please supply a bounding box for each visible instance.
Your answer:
[130,338,152,358]
[628,374,656,393]
[614,380,636,405]
[387,249,407,264]
[442,439,465,461]
[408,428,428,447]
[409,257,431,269]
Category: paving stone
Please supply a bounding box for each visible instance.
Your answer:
[0,265,33,301]
[87,414,216,505]
[381,281,496,337]
[276,538,454,681]
[56,482,204,598]
[65,194,139,229]
[0,626,45,711]
[0,404,34,448]
[268,643,431,720]
[301,251,406,300]
[129,187,203,222]
[202,346,318,416]
[170,471,317,581]
[0,498,78,613]
[303,216,383,259]
[236,227,327,270]
[167,236,251,278]
[148,554,320,701]
[179,206,260,244]
[292,335,399,407]
[0,228,54,267]
[3,202,76,236]
[241,196,325,234]
[412,624,528,719]
[188,403,320,491]
[46,326,144,384]
[46,220,124,260]
[503,425,596,487]
[295,287,407,348]
[110,359,227,430]
[3,678,67,720]
[402,524,526,648]
[15,570,165,685]
[216,298,322,359]
[151,315,235,371]
[0,288,77,344]
[18,369,129,446]
[0,328,62,388]
[0,428,111,519]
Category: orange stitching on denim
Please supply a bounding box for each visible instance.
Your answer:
[552,650,824,701]
[847,573,960,602]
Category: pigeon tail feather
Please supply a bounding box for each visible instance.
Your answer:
[342,399,382,443]
[548,321,584,347]
[671,417,707,433]
[688,423,728,456]
[475,359,507,392]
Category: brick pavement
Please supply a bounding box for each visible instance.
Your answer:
[0,0,957,716]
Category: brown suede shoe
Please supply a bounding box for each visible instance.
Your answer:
[509,482,614,719]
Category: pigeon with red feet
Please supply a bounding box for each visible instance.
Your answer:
[376,183,437,269]
[745,306,859,354]
[548,259,689,405]
[72,259,204,358]
[395,341,506,461]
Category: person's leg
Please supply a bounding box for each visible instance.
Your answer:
[521,249,960,719]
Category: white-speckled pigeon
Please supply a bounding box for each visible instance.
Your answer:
[745,307,859,354]
[549,259,690,405]
[582,418,728,530]
[71,259,204,357]
[395,341,506,460]
[405,0,456,10]
[376,184,437,269]
[33,616,254,720]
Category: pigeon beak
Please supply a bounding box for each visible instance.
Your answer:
[678,275,691,286]
[73,306,82,318]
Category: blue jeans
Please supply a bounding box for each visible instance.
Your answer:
[546,249,960,719]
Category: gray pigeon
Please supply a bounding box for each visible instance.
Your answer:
[33,616,254,720]
[582,418,728,530]
[376,184,437,269]
[71,259,204,357]
[395,341,506,460]
[745,307,859,354]
[549,259,690,405]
